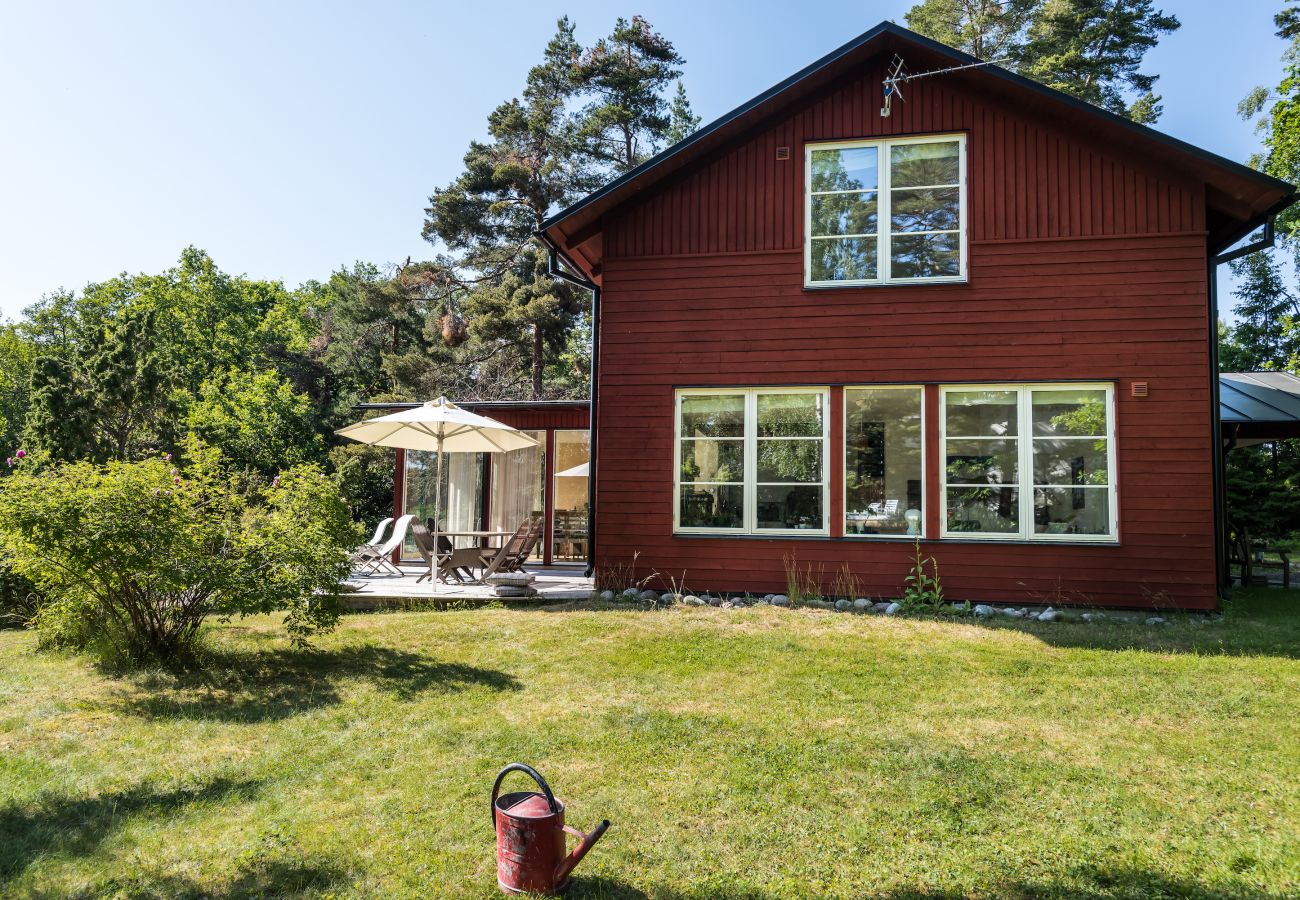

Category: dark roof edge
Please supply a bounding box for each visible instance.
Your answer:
[542,21,1294,233]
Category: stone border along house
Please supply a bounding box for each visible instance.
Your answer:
[399,23,1297,609]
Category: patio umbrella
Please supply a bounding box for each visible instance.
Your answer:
[336,397,540,560]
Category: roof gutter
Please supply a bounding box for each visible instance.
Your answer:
[538,232,602,579]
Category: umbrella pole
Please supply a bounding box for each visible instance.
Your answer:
[432,434,444,587]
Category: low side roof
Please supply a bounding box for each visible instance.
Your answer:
[541,22,1294,279]
[1221,372,1300,443]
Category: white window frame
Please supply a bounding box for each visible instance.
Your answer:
[939,383,1119,543]
[842,385,926,539]
[674,387,831,536]
[804,133,968,288]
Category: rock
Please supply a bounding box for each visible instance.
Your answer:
[1081,612,1102,622]
[763,593,775,601]
[885,602,902,616]
[493,586,529,598]
[708,596,723,607]
[853,598,871,610]
[597,590,616,602]
[873,601,891,613]
[721,601,735,609]
[1003,607,1024,618]
[835,598,852,611]
[1145,616,1165,626]
[770,595,790,607]
[683,595,704,606]
[1037,607,1058,622]
[622,588,639,599]
[638,590,660,602]
[973,604,994,618]
[660,592,680,604]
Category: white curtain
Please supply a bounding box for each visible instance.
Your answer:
[490,432,544,558]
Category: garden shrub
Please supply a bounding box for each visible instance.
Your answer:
[0,558,42,628]
[0,441,361,664]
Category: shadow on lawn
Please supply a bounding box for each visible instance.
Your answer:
[568,869,1272,899]
[119,644,521,723]
[86,854,351,899]
[0,776,262,885]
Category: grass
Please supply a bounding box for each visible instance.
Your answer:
[0,591,1297,899]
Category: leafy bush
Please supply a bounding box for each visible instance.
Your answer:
[0,558,42,628]
[0,442,361,664]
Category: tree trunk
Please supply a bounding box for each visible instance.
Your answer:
[531,324,544,400]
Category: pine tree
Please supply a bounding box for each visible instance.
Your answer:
[905,0,1179,123]
[573,16,686,171]
[423,19,593,400]
[664,80,702,146]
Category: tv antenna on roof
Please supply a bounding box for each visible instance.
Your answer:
[881,54,1011,118]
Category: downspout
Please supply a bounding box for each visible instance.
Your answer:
[539,234,601,579]
[1209,215,1277,597]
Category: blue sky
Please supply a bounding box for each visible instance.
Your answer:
[0,1,1289,320]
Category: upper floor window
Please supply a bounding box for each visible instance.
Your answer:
[805,134,966,287]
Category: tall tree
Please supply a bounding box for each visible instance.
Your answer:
[423,18,594,399]
[906,0,1180,123]
[906,0,1036,62]
[664,80,702,145]
[574,16,686,171]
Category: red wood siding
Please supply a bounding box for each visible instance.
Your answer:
[594,228,1215,608]
[461,405,589,432]
[603,59,1203,259]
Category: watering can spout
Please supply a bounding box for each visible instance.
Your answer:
[554,819,610,885]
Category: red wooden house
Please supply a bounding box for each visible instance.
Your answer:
[532,22,1294,609]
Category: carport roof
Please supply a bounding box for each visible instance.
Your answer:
[1221,372,1300,442]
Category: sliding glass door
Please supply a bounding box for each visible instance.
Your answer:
[489,430,545,560]
[552,430,590,563]
[402,451,484,557]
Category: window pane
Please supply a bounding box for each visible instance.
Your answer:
[945,391,1018,437]
[946,438,1019,484]
[890,187,960,233]
[757,439,822,482]
[946,486,1019,533]
[890,140,960,187]
[810,236,877,282]
[490,431,545,561]
[1032,389,1108,436]
[756,484,823,530]
[890,232,960,279]
[845,388,923,536]
[1033,438,1108,485]
[680,439,744,483]
[552,430,590,562]
[811,146,878,192]
[679,484,744,529]
[1035,487,1110,536]
[811,192,878,237]
[757,393,824,437]
[680,394,744,437]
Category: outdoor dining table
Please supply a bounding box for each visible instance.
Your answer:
[430,530,516,585]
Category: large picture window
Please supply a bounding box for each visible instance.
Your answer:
[844,387,924,537]
[806,134,966,287]
[941,384,1117,541]
[676,388,829,535]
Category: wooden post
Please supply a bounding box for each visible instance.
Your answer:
[829,385,845,538]
[923,385,941,541]
[392,448,406,566]
[543,429,556,566]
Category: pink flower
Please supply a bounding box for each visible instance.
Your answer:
[173,476,181,485]
[164,453,171,461]
[5,458,10,468]
[14,449,25,459]
[165,490,171,496]
[170,468,177,476]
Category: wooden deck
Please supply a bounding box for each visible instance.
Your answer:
[341,564,593,609]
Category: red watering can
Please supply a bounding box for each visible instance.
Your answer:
[492,763,610,896]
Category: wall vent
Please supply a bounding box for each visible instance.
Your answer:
[1131,381,1149,398]
[775,146,790,160]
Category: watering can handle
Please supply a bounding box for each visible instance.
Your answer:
[491,763,559,825]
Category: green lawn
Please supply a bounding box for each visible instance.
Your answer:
[1,592,1297,899]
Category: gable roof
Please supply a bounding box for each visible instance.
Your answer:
[540,22,1295,279]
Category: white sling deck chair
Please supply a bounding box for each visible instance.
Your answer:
[350,517,394,567]
[354,514,414,576]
